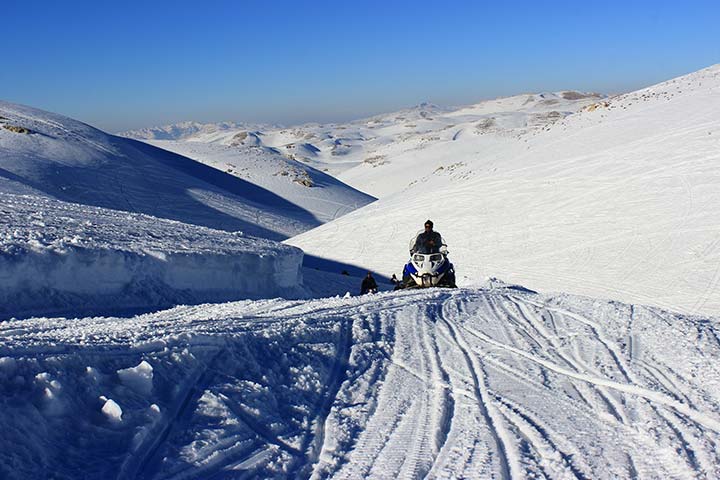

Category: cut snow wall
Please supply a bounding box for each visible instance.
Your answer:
[0,246,303,318]
[0,194,304,318]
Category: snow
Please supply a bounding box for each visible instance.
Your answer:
[102,398,123,422]
[0,101,351,240]
[121,93,602,185]
[139,140,375,225]
[121,121,257,142]
[118,361,154,396]
[2,64,720,478]
[1,285,719,478]
[289,64,720,317]
[0,193,303,319]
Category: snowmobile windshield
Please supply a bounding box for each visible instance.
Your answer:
[409,231,423,252]
[410,230,445,254]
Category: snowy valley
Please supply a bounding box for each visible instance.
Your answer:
[1,65,720,479]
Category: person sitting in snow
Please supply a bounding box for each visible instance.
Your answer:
[412,219,444,254]
[360,272,378,295]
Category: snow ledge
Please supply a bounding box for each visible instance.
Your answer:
[0,194,304,318]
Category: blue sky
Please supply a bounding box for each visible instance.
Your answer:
[2,0,719,132]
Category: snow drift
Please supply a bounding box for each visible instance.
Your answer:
[0,193,303,319]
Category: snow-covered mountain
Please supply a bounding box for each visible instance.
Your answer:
[135,140,375,225]
[121,91,602,184]
[3,65,720,480]
[334,91,604,196]
[121,121,258,141]
[0,101,370,239]
[118,90,599,233]
[290,65,720,317]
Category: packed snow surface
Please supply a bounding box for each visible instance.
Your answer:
[1,285,719,479]
[0,193,303,318]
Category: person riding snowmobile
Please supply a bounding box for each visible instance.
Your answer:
[411,220,444,254]
[400,220,456,288]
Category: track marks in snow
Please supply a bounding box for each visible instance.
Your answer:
[464,309,720,433]
[438,298,515,479]
[493,394,591,480]
[331,303,455,479]
[442,290,720,478]
[4,287,720,479]
[297,316,353,478]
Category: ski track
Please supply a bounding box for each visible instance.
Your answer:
[2,287,720,479]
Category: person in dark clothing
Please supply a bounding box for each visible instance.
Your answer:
[412,220,444,254]
[360,272,378,294]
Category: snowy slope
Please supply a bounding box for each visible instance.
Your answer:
[2,285,719,478]
[289,65,720,316]
[4,63,720,480]
[0,101,321,239]
[140,140,375,224]
[333,92,604,197]
[0,193,303,318]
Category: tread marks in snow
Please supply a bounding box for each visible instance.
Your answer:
[295,315,353,479]
[122,346,227,480]
[308,310,397,479]
[438,295,515,479]
[4,288,720,479]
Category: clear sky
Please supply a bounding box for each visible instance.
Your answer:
[2,0,719,132]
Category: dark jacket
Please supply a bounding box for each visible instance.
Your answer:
[412,231,443,254]
[361,275,378,294]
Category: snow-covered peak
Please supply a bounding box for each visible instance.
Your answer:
[116,89,601,184]
[121,120,257,141]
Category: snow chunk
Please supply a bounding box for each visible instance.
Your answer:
[117,360,153,395]
[101,398,123,422]
[0,357,17,373]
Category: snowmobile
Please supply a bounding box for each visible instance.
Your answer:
[398,235,456,289]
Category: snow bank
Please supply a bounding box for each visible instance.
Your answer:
[0,193,303,318]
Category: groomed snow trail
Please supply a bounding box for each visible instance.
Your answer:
[2,286,719,479]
